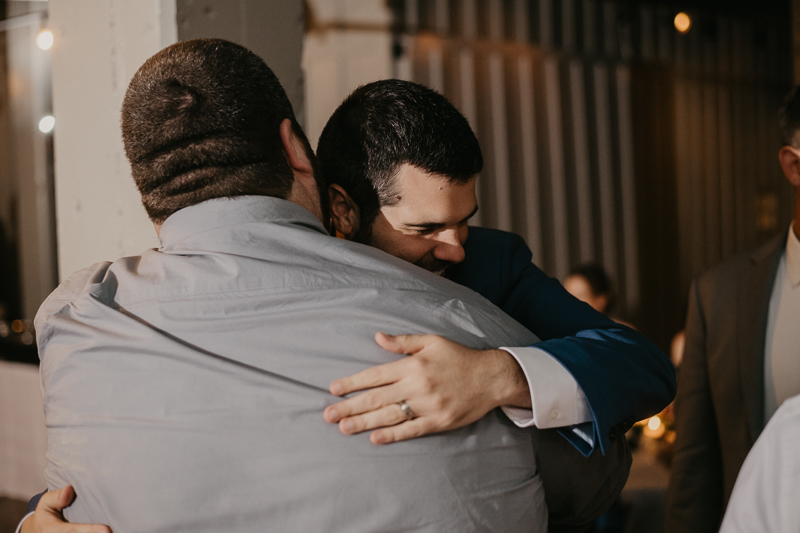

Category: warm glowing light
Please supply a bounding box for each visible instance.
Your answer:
[11,319,23,333]
[36,29,54,50]
[674,12,691,34]
[643,415,666,439]
[21,332,34,345]
[38,115,55,133]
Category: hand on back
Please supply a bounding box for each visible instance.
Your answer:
[20,486,110,533]
[324,332,530,444]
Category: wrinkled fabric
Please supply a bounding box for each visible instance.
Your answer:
[37,196,545,533]
[720,393,800,533]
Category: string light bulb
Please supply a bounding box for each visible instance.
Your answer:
[38,115,55,133]
[36,28,54,50]
[674,12,691,34]
[643,415,666,439]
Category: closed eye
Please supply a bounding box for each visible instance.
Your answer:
[404,205,479,234]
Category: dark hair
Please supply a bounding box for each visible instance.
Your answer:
[779,85,800,147]
[569,262,615,310]
[121,38,315,223]
[316,79,482,241]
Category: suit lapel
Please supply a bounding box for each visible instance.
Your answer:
[736,232,785,443]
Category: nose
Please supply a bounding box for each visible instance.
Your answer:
[433,229,466,264]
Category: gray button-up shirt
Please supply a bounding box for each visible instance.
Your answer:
[37,196,543,532]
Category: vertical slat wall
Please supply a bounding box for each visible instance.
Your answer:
[389,0,791,344]
[669,11,792,310]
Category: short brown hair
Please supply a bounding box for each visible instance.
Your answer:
[317,80,482,242]
[121,39,310,223]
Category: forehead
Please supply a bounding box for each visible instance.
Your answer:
[387,164,477,221]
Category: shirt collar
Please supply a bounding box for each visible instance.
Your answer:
[158,196,328,250]
[786,225,800,287]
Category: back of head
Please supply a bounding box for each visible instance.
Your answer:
[122,38,310,223]
[779,85,800,147]
[317,79,482,235]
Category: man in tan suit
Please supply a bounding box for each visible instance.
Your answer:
[666,85,800,531]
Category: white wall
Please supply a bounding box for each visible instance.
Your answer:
[175,0,305,127]
[49,0,177,281]
[303,0,393,148]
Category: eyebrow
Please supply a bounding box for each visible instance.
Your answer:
[403,205,480,230]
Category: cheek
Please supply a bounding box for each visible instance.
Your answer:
[372,235,436,264]
[392,238,438,264]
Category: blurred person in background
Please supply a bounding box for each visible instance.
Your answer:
[564,263,633,329]
[564,263,615,315]
[666,85,800,532]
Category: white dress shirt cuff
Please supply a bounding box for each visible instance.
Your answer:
[15,512,33,533]
[499,346,592,429]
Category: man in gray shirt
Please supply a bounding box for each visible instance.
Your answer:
[26,39,627,532]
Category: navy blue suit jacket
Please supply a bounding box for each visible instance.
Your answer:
[447,227,676,456]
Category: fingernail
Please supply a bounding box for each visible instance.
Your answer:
[343,420,353,432]
[328,408,338,421]
[373,432,386,444]
[331,383,343,395]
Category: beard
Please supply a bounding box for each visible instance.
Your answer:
[413,254,454,275]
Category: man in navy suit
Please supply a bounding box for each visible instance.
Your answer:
[319,79,675,459]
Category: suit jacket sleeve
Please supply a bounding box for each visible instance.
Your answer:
[665,278,725,532]
[448,227,676,456]
[27,490,46,513]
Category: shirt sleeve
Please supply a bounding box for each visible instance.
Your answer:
[499,346,593,428]
[15,512,34,533]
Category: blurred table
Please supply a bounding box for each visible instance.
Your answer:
[619,437,670,533]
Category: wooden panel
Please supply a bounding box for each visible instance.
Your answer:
[516,54,544,265]
[488,52,513,231]
[702,81,722,265]
[543,56,570,279]
[615,65,640,310]
[593,63,619,286]
[569,59,594,262]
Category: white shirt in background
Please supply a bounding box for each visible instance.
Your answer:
[764,226,800,420]
[720,393,800,533]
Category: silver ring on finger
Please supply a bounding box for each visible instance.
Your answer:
[397,401,415,421]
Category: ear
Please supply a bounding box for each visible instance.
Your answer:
[280,118,323,222]
[779,145,800,188]
[279,118,313,177]
[328,184,360,239]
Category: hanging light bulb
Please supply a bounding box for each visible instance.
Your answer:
[36,28,54,50]
[674,12,692,34]
[38,115,55,133]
